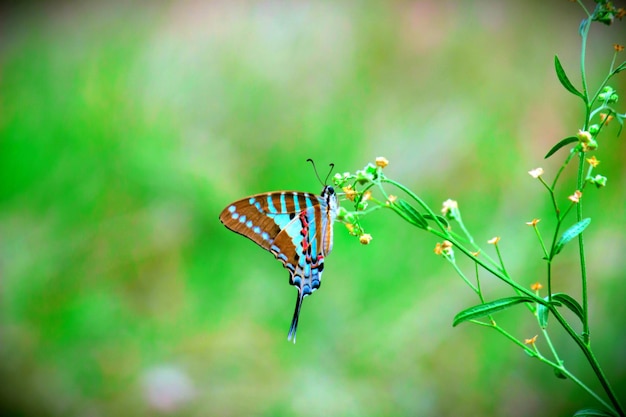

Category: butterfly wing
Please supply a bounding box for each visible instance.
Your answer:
[219,186,337,342]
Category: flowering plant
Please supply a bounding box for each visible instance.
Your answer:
[336,2,625,416]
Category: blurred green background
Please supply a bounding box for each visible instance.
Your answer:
[1,1,625,416]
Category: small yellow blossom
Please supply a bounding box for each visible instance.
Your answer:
[615,43,625,52]
[359,233,373,245]
[526,219,541,227]
[487,236,500,245]
[471,251,480,257]
[362,190,372,201]
[441,199,458,215]
[434,240,453,255]
[524,335,538,345]
[616,8,625,20]
[568,190,582,203]
[586,156,600,168]
[528,168,544,179]
[531,282,543,291]
[343,185,357,201]
[387,194,397,204]
[600,113,614,125]
[375,156,389,168]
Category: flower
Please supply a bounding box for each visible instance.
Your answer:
[524,335,538,345]
[568,190,582,203]
[526,219,541,227]
[487,236,500,245]
[600,113,614,125]
[343,185,357,201]
[528,168,544,178]
[359,233,373,245]
[586,156,600,168]
[434,240,453,255]
[375,156,389,168]
[614,43,625,52]
[387,194,397,204]
[531,282,543,291]
[441,199,458,215]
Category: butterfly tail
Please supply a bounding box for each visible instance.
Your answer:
[287,288,305,344]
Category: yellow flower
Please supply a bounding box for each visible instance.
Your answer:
[526,219,541,227]
[487,237,500,245]
[359,233,373,245]
[568,190,582,203]
[528,168,544,179]
[524,335,538,345]
[343,185,357,201]
[586,156,600,168]
[530,282,543,291]
[375,156,389,168]
[434,240,453,255]
[600,113,614,125]
[614,43,625,52]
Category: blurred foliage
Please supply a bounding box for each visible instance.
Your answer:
[0,1,625,416]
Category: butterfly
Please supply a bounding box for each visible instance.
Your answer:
[219,164,338,343]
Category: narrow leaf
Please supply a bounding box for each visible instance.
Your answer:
[395,199,428,229]
[453,296,535,327]
[573,408,616,417]
[554,55,584,99]
[552,293,584,324]
[554,218,591,255]
[537,295,564,329]
[613,61,626,75]
[423,213,450,229]
[544,136,578,159]
[537,302,549,329]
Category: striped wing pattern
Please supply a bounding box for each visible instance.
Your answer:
[219,186,337,342]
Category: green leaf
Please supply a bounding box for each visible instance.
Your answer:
[544,136,578,159]
[395,199,428,229]
[573,408,617,417]
[423,213,450,229]
[552,293,584,324]
[452,296,535,327]
[555,55,584,99]
[554,218,591,255]
[537,301,550,329]
[613,61,626,75]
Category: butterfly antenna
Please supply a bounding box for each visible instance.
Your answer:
[307,158,335,185]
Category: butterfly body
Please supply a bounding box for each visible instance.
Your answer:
[219,186,337,342]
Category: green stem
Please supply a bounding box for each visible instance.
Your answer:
[576,152,590,344]
[550,306,624,416]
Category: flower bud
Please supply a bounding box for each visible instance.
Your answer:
[593,175,607,188]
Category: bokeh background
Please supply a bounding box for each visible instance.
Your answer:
[1,1,625,416]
